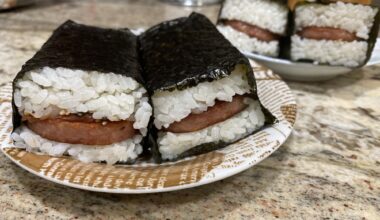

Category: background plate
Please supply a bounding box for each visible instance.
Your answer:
[0,61,296,194]
[244,38,380,82]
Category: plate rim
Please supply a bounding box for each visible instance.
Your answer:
[243,51,353,71]
[242,37,380,75]
[1,124,287,194]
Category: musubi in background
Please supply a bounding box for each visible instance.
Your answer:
[289,0,380,67]
[217,0,289,57]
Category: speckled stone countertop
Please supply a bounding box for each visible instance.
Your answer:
[0,0,379,219]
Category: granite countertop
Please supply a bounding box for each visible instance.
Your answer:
[0,0,379,219]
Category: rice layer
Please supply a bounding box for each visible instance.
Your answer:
[158,98,265,160]
[14,67,152,134]
[220,0,288,35]
[152,65,251,129]
[12,126,143,164]
[295,2,378,39]
[291,35,368,67]
[217,25,279,56]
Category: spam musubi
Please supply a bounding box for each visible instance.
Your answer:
[217,0,289,57]
[289,0,380,67]
[139,13,275,161]
[11,21,152,164]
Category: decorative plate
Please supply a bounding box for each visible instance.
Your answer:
[0,61,297,194]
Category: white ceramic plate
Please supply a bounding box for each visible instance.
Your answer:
[244,39,380,82]
[0,62,296,193]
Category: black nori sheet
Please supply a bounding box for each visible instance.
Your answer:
[139,12,256,93]
[12,20,145,131]
[139,13,276,163]
[366,6,380,66]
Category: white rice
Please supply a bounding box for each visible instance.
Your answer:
[291,35,368,67]
[217,25,279,56]
[14,67,152,135]
[158,98,265,160]
[152,65,251,129]
[12,126,143,164]
[295,2,378,39]
[220,0,289,35]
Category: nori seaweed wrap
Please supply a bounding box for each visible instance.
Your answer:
[11,20,152,164]
[288,0,380,67]
[139,13,276,162]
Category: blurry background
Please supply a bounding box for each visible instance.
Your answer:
[0,0,220,30]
